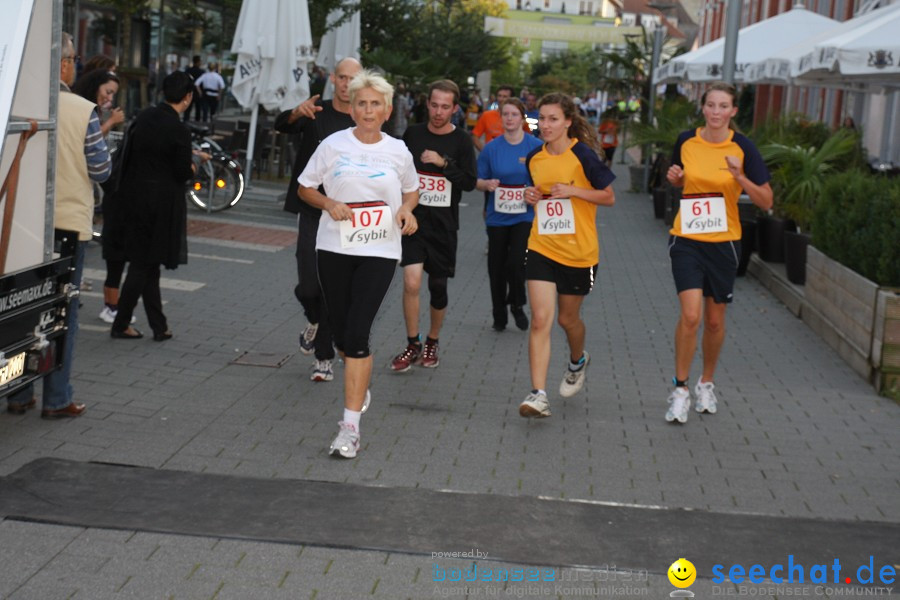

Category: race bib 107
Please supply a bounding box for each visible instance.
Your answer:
[339,201,394,249]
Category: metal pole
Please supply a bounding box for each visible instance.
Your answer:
[722,0,742,84]
[642,25,664,193]
[246,103,258,187]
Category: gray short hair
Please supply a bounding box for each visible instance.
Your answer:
[61,31,74,58]
[348,69,394,110]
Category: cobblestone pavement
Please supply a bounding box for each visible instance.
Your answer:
[1,162,896,599]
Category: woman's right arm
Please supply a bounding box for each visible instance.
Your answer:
[298,185,352,221]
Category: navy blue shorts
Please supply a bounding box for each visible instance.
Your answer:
[668,236,740,304]
[525,249,597,296]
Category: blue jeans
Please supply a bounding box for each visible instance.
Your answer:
[7,240,86,411]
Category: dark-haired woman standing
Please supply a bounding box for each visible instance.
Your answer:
[664,83,773,424]
[518,93,616,418]
[110,71,208,341]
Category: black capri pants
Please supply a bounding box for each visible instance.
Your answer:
[316,250,397,359]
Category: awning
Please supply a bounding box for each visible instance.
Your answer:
[654,5,837,84]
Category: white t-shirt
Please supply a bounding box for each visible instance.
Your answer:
[298,128,418,260]
[196,71,226,96]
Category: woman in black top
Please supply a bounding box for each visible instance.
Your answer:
[110,71,208,341]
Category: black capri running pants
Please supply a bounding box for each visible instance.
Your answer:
[316,250,397,359]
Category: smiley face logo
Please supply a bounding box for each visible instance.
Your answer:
[668,558,696,588]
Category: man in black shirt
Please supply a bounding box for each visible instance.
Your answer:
[184,55,205,122]
[390,79,477,372]
[274,57,362,383]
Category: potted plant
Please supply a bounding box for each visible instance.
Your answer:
[627,96,701,217]
[758,128,858,282]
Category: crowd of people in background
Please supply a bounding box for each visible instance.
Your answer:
[11,42,776,467]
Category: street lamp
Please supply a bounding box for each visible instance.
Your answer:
[640,3,675,193]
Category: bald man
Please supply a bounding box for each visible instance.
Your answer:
[275,57,362,383]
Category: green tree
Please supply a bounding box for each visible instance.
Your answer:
[94,0,151,68]
[358,0,514,88]
[527,48,603,96]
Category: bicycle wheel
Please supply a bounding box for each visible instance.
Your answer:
[186,156,245,212]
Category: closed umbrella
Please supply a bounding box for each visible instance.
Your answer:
[230,0,313,183]
[654,5,838,84]
[315,8,361,100]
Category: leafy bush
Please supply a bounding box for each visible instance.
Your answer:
[760,129,859,231]
[813,171,900,286]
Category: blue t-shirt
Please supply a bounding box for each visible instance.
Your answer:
[478,134,544,227]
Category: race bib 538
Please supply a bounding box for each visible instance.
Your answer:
[417,171,451,207]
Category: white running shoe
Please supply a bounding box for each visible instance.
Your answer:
[665,387,691,424]
[310,359,333,382]
[559,351,590,398]
[329,421,360,458]
[299,322,318,355]
[361,389,371,414]
[98,306,135,324]
[519,391,551,418]
[694,379,718,414]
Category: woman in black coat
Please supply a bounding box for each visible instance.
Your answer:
[110,71,207,341]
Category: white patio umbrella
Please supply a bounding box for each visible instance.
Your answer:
[746,4,898,87]
[315,8,361,100]
[230,0,314,183]
[793,2,900,88]
[654,5,838,84]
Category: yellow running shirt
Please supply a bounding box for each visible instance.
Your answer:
[525,139,615,268]
[669,128,770,243]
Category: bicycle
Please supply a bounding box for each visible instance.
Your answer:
[186,124,245,212]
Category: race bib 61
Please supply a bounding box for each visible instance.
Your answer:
[680,194,727,234]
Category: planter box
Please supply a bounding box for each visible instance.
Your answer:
[872,290,900,401]
[751,245,899,398]
[628,165,646,192]
[803,246,878,379]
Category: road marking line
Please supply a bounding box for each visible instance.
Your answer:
[188,253,254,264]
[187,236,281,253]
[82,269,205,291]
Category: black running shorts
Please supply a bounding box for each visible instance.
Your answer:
[668,235,741,304]
[525,249,597,296]
[400,226,458,278]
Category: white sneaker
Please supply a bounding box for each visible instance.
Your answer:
[694,379,718,414]
[299,322,318,355]
[559,351,590,398]
[310,359,333,382]
[519,391,551,418]
[361,389,371,414]
[98,306,135,324]
[665,387,691,424]
[329,421,359,458]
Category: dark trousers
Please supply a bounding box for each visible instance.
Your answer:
[295,212,335,360]
[113,262,167,335]
[487,222,531,326]
[316,251,396,359]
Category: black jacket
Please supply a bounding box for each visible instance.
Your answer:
[119,103,193,269]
